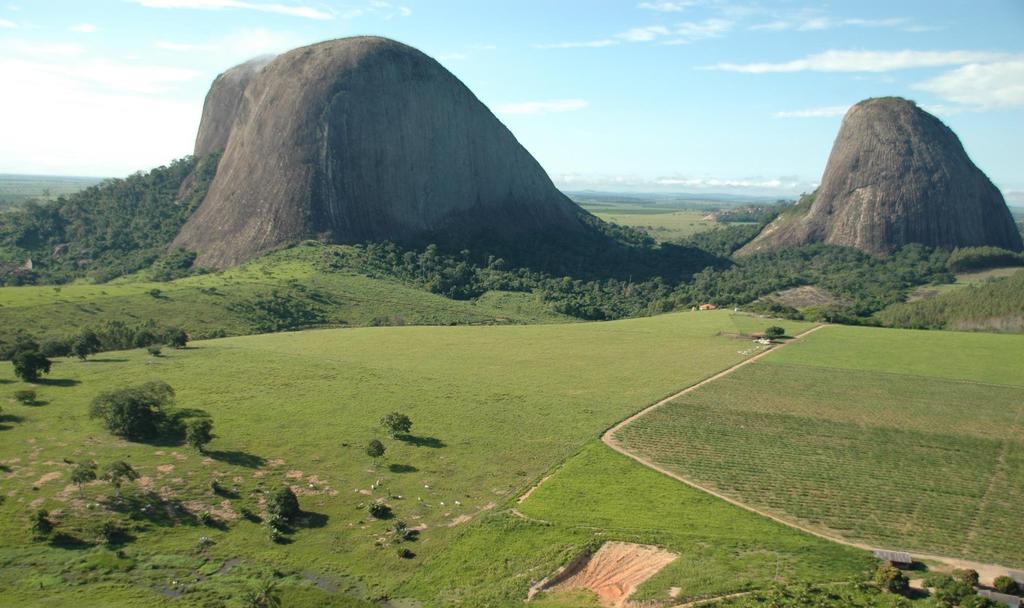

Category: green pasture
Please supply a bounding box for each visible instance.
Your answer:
[0,311,803,606]
[587,207,719,242]
[615,324,1024,568]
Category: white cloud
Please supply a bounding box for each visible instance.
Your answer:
[555,173,815,194]
[399,6,411,17]
[663,18,732,44]
[915,60,1024,109]
[129,0,332,20]
[616,25,669,42]
[751,16,910,32]
[637,1,697,12]
[0,17,16,28]
[704,50,1012,73]
[774,105,850,118]
[0,57,200,175]
[538,19,730,49]
[495,99,588,115]
[70,23,98,33]
[156,28,302,62]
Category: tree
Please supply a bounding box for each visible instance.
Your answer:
[764,326,786,340]
[164,327,188,349]
[185,418,214,452]
[89,380,175,440]
[380,412,412,438]
[875,563,909,595]
[993,576,1019,594]
[366,439,386,464]
[267,487,300,522]
[30,509,53,540]
[70,461,97,496]
[102,461,139,499]
[70,328,101,360]
[12,350,51,382]
[953,569,980,587]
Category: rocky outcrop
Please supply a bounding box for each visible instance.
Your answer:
[174,37,587,268]
[192,56,273,158]
[740,97,1022,256]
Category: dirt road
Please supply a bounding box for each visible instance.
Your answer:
[599,323,1016,587]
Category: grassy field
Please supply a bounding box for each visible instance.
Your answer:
[587,207,718,242]
[0,244,569,344]
[908,266,1023,301]
[0,311,814,607]
[615,324,1024,568]
[402,443,872,607]
[0,174,102,209]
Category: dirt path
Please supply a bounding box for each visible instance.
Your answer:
[599,323,1016,586]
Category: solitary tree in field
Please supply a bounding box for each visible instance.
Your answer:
[380,412,412,438]
[267,486,300,522]
[70,461,98,496]
[102,461,139,499]
[164,327,188,349]
[367,439,386,467]
[30,509,53,540]
[764,326,786,340]
[185,418,214,452]
[12,350,51,382]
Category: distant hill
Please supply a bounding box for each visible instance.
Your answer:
[740,97,1022,256]
[175,36,592,269]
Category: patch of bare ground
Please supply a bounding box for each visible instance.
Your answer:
[447,502,496,527]
[766,285,847,309]
[532,542,678,608]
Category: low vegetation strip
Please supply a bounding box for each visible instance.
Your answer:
[613,325,1024,568]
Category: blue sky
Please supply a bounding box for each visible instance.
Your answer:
[1,0,1022,199]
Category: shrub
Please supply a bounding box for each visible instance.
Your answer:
[368,502,391,519]
[267,487,300,522]
[366,439,386,461]
[147,346,162,357]
[96,520,127,545]
[102,461,139,499]
[40,339,70,358]
[960,595,996,608]
[380,412,412,438]
[89,380,175,440]
[70,328,101,360]
[953,569,980,587]
[874,563,909,595]
[13,389,37,404]
[993,576,1019,594]
[185,418,214,452]
[933,577,975,607]
[30,509,53,539]
[396,547,414,559]
[164,327,188,349]
[12,350,51,382]
[764,326,786,339]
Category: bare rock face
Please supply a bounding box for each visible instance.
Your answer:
[739,97,1022,256]
[174,37,586,268]
[192,56,273,158]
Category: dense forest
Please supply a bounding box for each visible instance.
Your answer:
[0,154,218,284]
[876,269,1024,331]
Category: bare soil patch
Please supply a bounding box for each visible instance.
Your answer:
[536,542,678,607]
